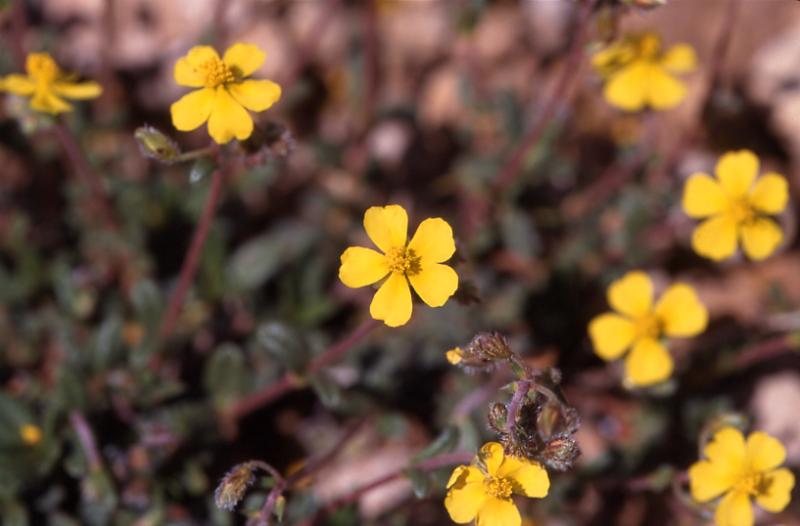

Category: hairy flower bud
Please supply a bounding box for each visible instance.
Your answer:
[134,125,181,163]
[214,462,257,511]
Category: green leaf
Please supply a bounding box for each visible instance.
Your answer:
[254,322,311,373]
[308,373,342,409]
[227,223,317,291]
[406,468,431,499]
[412,426,459,463]
[204,344,250,408]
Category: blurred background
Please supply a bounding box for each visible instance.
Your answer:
[1,0,800,524]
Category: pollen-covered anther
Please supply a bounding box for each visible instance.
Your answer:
[385,246,421,275]
[484,477,513,499]
[200,58,236,88]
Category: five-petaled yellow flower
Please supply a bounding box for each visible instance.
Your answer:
[592,32,696,112]
[0,52,102,114]
[588,271,707,387]
[338,205,458,327]
[445,442,549,526]
[170,43,281,144]
[682,150,789,261]
[689,427,795,526]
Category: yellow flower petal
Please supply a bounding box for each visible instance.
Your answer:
[223,43,266,77]
[660,43,697,73]
[227,79,281,112]
[608,271,653,318]
[369,272,412,327]
[755,468,795,512]
[174,56,205,88]
[52,80,102,100]
[476,496,521,526]
[170,88,215,131]
[688,460,737,502]
[445,465,486,524]
[0,74,36,95]
[363,205,408,253]
[408,263,458,308]
[655,284,708,337]
[30,90,72,114]
[184,46,220,67]
[749,173,788,215]
[745,431,786,473]
[704,427,746,471]
[496,455,550,498]
[740,218,782,261]
[588,313,635,361]
[338,247,388,288]
[682,173,728,218]
[479,442,505,476]
[407,218,456,263]
[714,490,753,526]
[645,65,687,109]
[207,87,254,144]
[603,61,649,111]
[716,150,759,198]
[691,215,738,261]
[624,338,673,387]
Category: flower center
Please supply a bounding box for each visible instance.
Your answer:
[638,34,661,59]
[729,198,755,225]
[735,471,771,497]
[27,54,60,83]
[634,313,661,340]
[200,58,236,88]
[484,477,513,499]
[385,246,421,275]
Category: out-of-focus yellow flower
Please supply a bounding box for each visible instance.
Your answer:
[338,205,458,327]
[592,32,696,111]
[170,43,281,144]
[689,427,795,526]
[0,52,101,114]
[445,442,549,526]
[682,150,789,261]
[588,271,707,387]
[20,424,42,445]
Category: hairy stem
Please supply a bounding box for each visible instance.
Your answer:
[157,166,226,344]
[229,318,380,420]
[492,0,598,192]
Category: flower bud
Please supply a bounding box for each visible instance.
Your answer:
[214,462,256,511]
[134,125,181,163]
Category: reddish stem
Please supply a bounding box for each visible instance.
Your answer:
[492,0,598,192]
[52,123,119,229]
[229,319,379,420]
[158,167,226,343]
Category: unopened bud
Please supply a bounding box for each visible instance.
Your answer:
[539,433,580,472]
[470,332,512,361]
[487,403,508,432]
[214,462,256,511]
[134,125,181,163]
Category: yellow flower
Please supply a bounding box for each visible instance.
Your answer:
[682,150,789,261]
[445,442,549,526]
[592,32,696,111]
[338,205,459,327]
[689,427,795,526]
[588,271,707,387]
[19,424,42,446]
[170,43,281,144]
[0,52,101,114]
